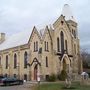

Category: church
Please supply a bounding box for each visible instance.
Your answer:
[0,4,82,81]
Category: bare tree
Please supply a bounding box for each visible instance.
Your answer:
[80,49,90,68]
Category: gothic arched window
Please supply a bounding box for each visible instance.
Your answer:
[45,41,46,51]
[60,31,64,54]
[57,37,60,52]
[74,30,76,38]
[45,41,49,51]
[14,53,17,69]
[46,56,48,67]
[0,56,1,65]
[65,40,68,53]
[24,51,28,68]
[74,44,76,54]
[36,41,38,51]
[6,55,8,69]
[34,42,35,52]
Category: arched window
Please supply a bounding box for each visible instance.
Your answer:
[6,55,8,69]
[47,42,48,51]
[45,41,46,51]
[65,40,68,53]
[34,42,35,52]
[24,51,28,68]
[46,56,48,67]
[72,29,74,35]
[34,41,38,52]
[45,41,49,51]
[36,41,38,51]
[74,30,76,38]
[57,37,60,52]
[61,21,64,25]
[14,53,17,69]
[60,31,64,54]
[74,44,76,54]
[0,56,1,65]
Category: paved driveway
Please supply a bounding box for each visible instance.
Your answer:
[0,83,33,90]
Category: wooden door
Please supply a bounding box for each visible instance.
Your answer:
[34,64,38,80]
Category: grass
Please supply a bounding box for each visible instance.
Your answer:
[33,82,90,90]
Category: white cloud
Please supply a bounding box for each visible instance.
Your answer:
[0,0,90,51]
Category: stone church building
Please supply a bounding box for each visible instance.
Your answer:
[0,4,82,81]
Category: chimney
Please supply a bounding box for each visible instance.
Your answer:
[0,33,5,44]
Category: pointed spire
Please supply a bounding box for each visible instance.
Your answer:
[33,26,37,31]
[61,4,76,22]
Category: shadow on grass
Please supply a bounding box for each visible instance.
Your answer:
[61,86,77,89]
[0,84,22,87]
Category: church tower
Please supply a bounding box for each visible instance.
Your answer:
[62,4,77,39]
[53,4,82,77]
[61,4,82,74]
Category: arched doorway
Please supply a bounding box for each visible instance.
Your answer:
[30,57,41,81]
[63,59,66,71]
[62,55,71,73]
[34,64,38,80]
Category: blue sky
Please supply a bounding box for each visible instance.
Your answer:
[0,0,90,52]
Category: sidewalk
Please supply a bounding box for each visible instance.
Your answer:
[24,80,65,85]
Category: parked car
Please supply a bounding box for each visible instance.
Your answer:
[0,77,23,86]
[0,76,5,85]
[0,76,5,79]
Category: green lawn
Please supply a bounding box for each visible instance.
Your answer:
[33,82,90,90]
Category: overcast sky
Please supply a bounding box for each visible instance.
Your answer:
[0,0,90,52]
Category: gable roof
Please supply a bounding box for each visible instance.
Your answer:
[38,26,53,41]
[0,26,50,51]
[0,4,76,51]
[39,29,45,37]
[28,26,42,42]
[0,29,32,51]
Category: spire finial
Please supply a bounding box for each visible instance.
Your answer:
[61,4,76,22]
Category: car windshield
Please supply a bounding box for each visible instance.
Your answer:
[0,76,5,79]
[9,77,17,80]
[1,77,17,81]
[0,76,4,78]
[2,77,7,80]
